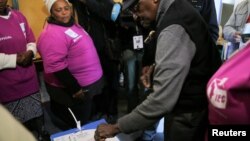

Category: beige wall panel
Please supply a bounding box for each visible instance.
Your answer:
[18,0,49,39]
[114,0,123,2]
[7,0,12,5]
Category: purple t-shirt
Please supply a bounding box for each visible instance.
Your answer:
[207,45,250,125]
[38,23,103,87]
[0,10,39,103]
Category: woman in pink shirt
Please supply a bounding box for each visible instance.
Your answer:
[38,0,104,128]
[0,0,48,140]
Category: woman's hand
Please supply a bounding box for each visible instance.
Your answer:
[16,50,34,67]
[72,89,86,100]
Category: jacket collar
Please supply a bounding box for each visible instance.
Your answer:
[156,0,174,27]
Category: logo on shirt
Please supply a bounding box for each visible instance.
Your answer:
[0,36,12,42]
[65,28,82,42]
[207,78,228,109]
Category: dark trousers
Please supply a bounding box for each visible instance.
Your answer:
[98,54,120,116]
[45,83,93,129]
[122,49,143,112]
[23,115,45,135]
[164,109,208,141]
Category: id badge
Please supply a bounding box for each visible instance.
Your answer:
[133,35,143,50]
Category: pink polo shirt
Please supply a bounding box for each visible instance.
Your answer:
[38,23,103,87]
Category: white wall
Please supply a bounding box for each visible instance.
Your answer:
[222,0,235,4]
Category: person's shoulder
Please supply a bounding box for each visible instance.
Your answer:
[235,0,248,10]
[161,24,186,36]
[11,9,26,19]
[239,0,248,6]
[38,24,68,43]
[37,30,59,50]
[38,26,56,42]
[40,24,62,36]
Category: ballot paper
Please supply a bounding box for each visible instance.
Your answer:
[53,129,119,141]
[51,119,120,141]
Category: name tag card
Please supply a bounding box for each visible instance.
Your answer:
[133,35,143,50]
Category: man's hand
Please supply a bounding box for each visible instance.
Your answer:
[140,64,155,88]
[94,123,120,141]
[234,31,242,43]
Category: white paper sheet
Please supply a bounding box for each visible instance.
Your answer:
[53,129,119,141]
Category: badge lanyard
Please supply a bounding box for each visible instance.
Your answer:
[133,24,144,50]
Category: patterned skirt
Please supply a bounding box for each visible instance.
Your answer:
[4,92,43,123]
